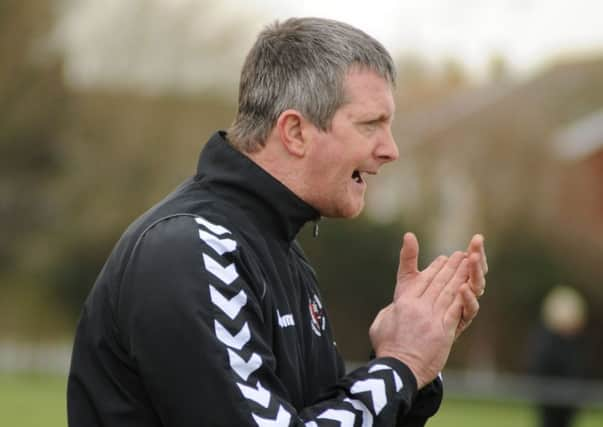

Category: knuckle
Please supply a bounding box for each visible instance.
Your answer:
[441,288,454,302]
[471,301,480,314]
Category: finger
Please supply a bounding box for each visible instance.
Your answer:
[456,284,480,339]
[461,283,480,323]
[468,253,485,297]
[467,234,482,254]
[424,251,467,301]
[468,234,488,274]
[397,232,419,280]
[393,233,422,300]
[402,255,448,299]
[433,258,469,313]
[443,292,464,335]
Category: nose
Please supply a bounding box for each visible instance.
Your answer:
[375,127,399,163]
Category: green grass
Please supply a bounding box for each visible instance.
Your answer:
[430,397,603,427]
[1,373,602,427]
[0,373,67,426]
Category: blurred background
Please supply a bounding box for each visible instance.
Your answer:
[2,0,602,425]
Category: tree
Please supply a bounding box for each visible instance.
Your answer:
[0,0,69,272]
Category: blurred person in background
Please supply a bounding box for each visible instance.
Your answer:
[528,285,589,427]
[67,17,487,426]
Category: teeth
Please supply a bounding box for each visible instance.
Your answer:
[352,171,363,183]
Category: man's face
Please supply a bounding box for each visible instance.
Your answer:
[304,68,399,218]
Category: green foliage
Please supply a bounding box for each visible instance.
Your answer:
[0,1,68,271]
[451,223,603,375]
[48,238,118,320]
[298,217,603,376]
[488,228,572,320]
[298,216,428,360]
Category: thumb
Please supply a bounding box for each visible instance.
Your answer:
[397,232,419,281]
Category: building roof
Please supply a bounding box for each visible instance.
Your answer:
[393,83,512,145]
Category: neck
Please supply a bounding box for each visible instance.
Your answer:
[196,131,320,242]
[246,139,311,209]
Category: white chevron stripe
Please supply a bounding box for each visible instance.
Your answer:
[203,253,238,285]
[209,285,247,320]
[392,370,403,392]
[368,364,391,374]
[344,398,373,427]
[215,320,250,350]
[195,216,231,236]
[305,422,318,427]
[199,229,237,255]
[252,405,291,427]
[317,408,355,426]
[351,378,387,415]
[227,349,262,381]
[368,364,403,392]
[237,380,271,408]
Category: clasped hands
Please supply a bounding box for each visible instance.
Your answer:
[369,232,488,389]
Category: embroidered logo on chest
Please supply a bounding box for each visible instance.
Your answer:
[276,309,295,328]
[308,294,326,336]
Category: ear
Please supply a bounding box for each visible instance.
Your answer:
[276,109,310,157]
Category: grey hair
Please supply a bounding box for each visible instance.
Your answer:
[227,17,396,153]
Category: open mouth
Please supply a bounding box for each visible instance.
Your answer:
[352,170,364,184]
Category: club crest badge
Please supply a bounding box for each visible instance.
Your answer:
[308,294,326,336]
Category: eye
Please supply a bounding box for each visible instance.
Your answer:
[363,120,379,131]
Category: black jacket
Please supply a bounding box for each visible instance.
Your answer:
[68,131,443,426]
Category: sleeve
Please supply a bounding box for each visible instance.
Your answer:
[395,376,443,426]
[119,215,420,426]
[368,349,443,426]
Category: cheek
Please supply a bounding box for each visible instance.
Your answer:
[311,149,347,180]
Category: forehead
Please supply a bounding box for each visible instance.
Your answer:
[340,68,395,118]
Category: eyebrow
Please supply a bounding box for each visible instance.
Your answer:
[362,113,393,124]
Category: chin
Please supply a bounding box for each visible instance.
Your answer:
[323,201,365,219]
[343,205,364,218]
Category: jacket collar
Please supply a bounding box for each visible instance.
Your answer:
[195,131,320,243]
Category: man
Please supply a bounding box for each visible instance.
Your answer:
[68,17,487,426]
[528,286,588,427]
